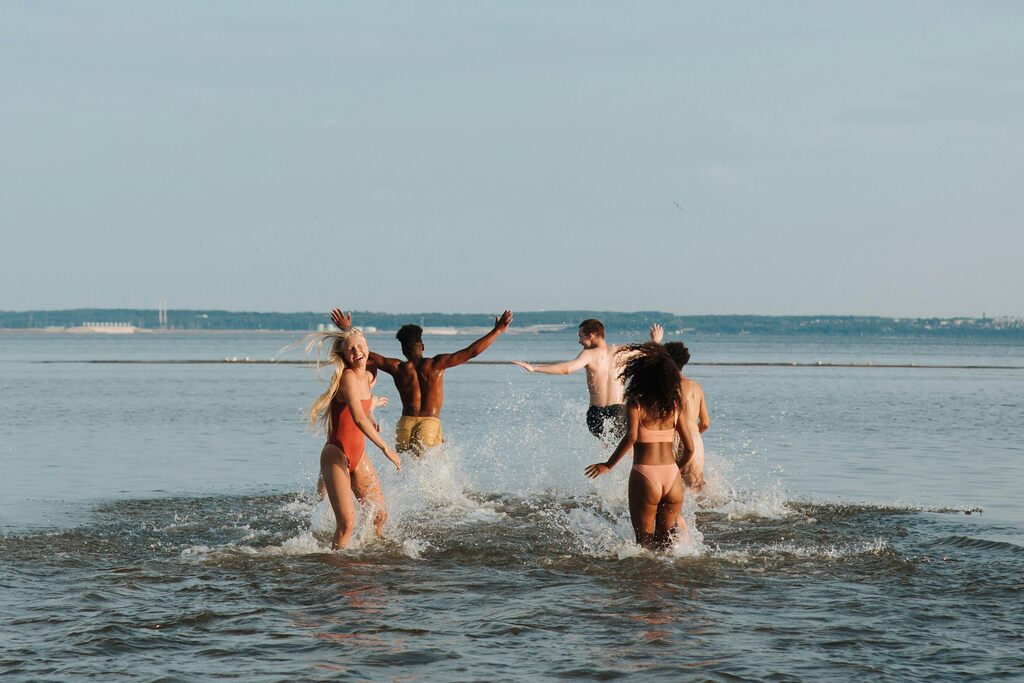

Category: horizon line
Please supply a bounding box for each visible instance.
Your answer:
[0,307,1018,320]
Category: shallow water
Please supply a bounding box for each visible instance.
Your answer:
[2,331,1022,680]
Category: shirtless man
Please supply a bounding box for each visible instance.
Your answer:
[331,308,513,455]
[663,342,711,490]
[513,319,663,442]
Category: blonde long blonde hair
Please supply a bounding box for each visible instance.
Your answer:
[300,328,365,436]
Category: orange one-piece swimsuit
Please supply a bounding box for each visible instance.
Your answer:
[330,397,373,472]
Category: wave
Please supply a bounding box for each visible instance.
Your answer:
[924,535,1024,555]
[0,431,1003,572]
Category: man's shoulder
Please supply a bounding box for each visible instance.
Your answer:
[603,344,625,362]
[681,376,703,391]
[419,356,447,373]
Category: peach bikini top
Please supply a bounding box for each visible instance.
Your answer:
[636,411,676,443]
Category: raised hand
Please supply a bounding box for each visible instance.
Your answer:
[512,361,534,373]
[650,323,664,343]
[331,309,353,331]
[494,310,513,332]
[584,462,610,479]
[372,396,389,410]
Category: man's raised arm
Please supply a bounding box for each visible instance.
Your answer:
[329,308,402,375]
[432,310,513,370]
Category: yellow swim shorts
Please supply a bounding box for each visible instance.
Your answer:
[395,415,444,454]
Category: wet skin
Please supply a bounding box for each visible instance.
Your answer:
[331,309,513,418]
[319,332,400,549]
[513,324,664,408]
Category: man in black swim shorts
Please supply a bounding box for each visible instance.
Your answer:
[515,319,662,443]
[586,404,628,440]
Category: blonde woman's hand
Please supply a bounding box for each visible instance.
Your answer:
[584,463,611,479]
[331,309,353,331]
[372,396,389,410]
[383,446,402,471]
[512,361,534,373]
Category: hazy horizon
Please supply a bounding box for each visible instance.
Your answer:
[2,305,1018,321]
[3,3,1022,317]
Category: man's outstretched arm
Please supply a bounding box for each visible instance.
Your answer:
[433,310,513,370]
[329,308,402,374]
[513,350,591,375]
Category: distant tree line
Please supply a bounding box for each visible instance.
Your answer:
[2,309,1023,338]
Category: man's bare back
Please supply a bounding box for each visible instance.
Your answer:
[514,319,663,440]
[332,309,512,453]
[332,309,512,417]
[575,344,625,407]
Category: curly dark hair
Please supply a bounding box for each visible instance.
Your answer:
[663,341,690,369]
[395,324,423,349]
[618,343,682,419]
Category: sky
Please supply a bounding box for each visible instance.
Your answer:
[2,2,1022,317]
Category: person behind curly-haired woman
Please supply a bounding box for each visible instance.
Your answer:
[585,343,690,550]
[663,341,711,491]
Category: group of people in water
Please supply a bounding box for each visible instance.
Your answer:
[305,310,710,551]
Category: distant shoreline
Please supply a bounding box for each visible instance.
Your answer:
[3,327,1024,341]
[2,309,1023,339]
[31,358,1024,370]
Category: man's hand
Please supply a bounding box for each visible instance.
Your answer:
[331,309,353,331]
[512,361,534,373]
[370,395,388,432]
[494,310,513,332]
[650,323,664,344]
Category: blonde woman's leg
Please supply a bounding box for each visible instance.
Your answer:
[320,444,356,549]
[351,457,388,538]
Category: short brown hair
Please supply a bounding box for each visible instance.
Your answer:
[578,319,605,338]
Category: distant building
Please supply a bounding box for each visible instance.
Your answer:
[69,322,137,334]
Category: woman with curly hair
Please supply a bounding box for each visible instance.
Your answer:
[585,343,687,550]
[307,329,402,549]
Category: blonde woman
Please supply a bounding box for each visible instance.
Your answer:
[308,329,402,549]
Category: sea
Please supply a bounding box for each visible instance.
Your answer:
[1,330,1022,681]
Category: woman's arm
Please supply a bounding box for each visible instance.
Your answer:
[341,372,401,470]
[585,403,638,478]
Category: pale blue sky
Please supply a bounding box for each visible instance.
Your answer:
[2,2,1021,316]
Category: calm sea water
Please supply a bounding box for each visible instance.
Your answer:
[2,330,1022,681]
